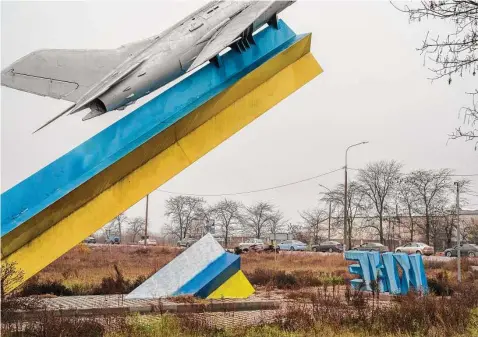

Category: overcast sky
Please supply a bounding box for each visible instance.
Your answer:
[2,0,477,235]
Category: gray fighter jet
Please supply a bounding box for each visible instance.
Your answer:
[1,1,295,133]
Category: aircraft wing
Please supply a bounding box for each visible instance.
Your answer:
[187,1,274,72]
[1,41,152,103]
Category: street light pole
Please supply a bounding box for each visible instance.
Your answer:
[328,202,332,241]
[455,181,461,283]
[144,194,149,246]
[344,141,369,251]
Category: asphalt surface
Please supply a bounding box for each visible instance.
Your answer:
[83,243,462,261]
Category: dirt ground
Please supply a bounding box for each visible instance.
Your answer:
[35,244,350,286]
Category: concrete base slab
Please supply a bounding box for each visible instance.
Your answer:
[10,294,280,321]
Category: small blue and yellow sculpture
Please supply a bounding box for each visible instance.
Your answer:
[345,251,428,295]
[126,233,254,300]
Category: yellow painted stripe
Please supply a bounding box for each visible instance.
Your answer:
[4,50,322,290]
[2,34,314,259]
[207,270,255,299]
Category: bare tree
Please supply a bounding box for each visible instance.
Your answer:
[405,169,453,244]
[102,221,118,238]
[450,90,478,149]
[357,160,402,243]
[128,216,146,243]
[1,261,24,298]
[269,210,287,243]
[287,222,302,240]
[395,1,478,148]
[397,175,420,241]
[115,213,128,242]
[463,216,478,243]
[212,199,242,247]
[164,195,205,240]
[102,213,128,241]
[299,207,328,245]
[438,204,457,249]
[196,204,217,235]
[322,181,368,247]
[242,201,275,239]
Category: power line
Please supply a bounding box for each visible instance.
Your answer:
[156,167,478,198]
[157,167,343,197]
[348,168,478,177]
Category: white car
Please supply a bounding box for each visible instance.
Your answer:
[395,242,434,256]
[278,240,307,251]
[238,238,264,250]
[138,238,157,246]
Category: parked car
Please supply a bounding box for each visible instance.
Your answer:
[105,236,120,244]
[83,236,96,244]
[177,238,197,248]
[444,244,478,257]
[311,241,343,253]
[278,240,307,251]
[238,238,264,251]
[248,243,265,252]
[138,238,157,246]
[351,242,389,252]
[395,242,434,256]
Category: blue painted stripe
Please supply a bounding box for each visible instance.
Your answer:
[173,252,240,298]
[1,21,303,236]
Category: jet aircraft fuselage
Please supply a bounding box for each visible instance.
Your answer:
[1,1,295,132]
[95,1,293,116]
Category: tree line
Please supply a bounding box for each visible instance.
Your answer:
[320,161,473,250]
[97,213,147,243]
[162,197,286,247]
[96,160,475,250]
[162,160,475,250]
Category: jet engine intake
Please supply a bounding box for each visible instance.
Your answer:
[83,99,107,121]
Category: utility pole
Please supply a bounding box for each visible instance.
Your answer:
[344,163,348,250]
[344,141,369,251]
[395,203,401,247]
[118,216,122,244]
[328,202,332,241]
[455,182,461,283]
[144,194,149,246]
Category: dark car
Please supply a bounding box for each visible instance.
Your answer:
[311,241,343,253]
[352,242,389,252]
[444,244,478,257]
[106,236,120,244]
[263,244,280,253]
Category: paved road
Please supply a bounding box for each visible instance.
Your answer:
[83,243,473,264]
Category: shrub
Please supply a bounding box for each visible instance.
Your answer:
[23,314,106,337]
[246,268,274,287]
[112,314,182,337]
[21,278,73,297]
[245,269,344,290]
[92,265,152,295]
[427,278,454,296]
[427,271,454,296]
[69,283,95,296]
[274,271,298,290]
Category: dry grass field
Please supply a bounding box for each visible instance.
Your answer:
[16,243,478,298]
[33,244,350,288]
